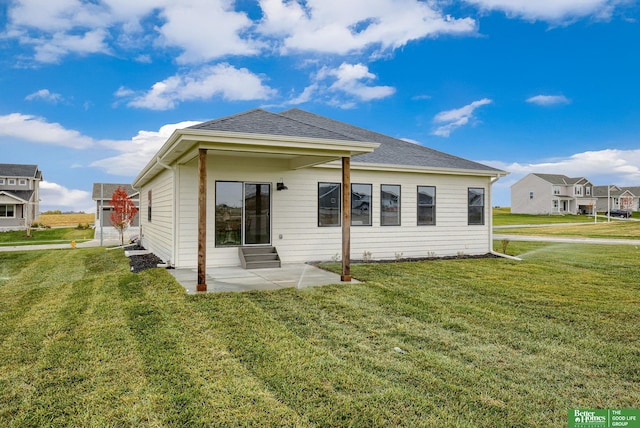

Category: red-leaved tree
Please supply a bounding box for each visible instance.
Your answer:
[109,186,138,245]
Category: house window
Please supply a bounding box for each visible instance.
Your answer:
[216,182,243,246]
[553,200,559,210]
[468,188,485,225]
[574,187,582,196]
[8,179,15,185]
[553,187,560,195]
[0,179,4,185]
[586,187,591,196]
[351,183,371,226]
[18,179,26,186]
[381,184,401,226]
[0,205,15,218]
[529,191,534,200]
[147,190,152,222]
[417,186,436,225]
[318,182,341,227]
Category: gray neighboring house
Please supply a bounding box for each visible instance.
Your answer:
[92,183,140,240]
[0,164,43,231]
[593,185,639,212]
[511,173,596,215]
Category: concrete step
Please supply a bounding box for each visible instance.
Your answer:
[239,246,281,269]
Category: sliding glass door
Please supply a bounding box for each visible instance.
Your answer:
[215,182,271,247]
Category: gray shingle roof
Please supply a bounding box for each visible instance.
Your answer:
[0,190,34,202]
[532,173,585,185]
[280,109,502,172]
[189,108,504,173]
[0,164,41,179]
[92,183,139,200]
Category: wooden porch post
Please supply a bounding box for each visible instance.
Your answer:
[341,156,351,282]
[197,148,207,292]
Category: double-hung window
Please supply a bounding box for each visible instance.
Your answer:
[468,188,485,225]
[380,184,401,226]
[351,184,371,226]
[0,205,15,218]
[417,186,436,225]
[318,182,341,227]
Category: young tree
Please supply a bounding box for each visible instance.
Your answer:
[109,186,138,245]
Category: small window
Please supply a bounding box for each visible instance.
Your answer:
[0,205,15,218]
[351,183,371,226]
[19,179,26,186]
[147,190,152,222]
[574,187,582,195]
[381,184,401,226]
[318,182,341,227]
[468,188,485,225]
[0,179,4,185]
[553,200,559,209]
[417,186,436,225]
[8,179,15,185]
[586,187,591,196]
[529,191,534,200]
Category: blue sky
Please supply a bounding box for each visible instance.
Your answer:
[1,0,639,212]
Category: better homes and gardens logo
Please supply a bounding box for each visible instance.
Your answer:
[568,409,640,428]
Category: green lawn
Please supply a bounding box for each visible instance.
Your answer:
[1,245,639,427]
[0,227,94,246]
[493,207,595,226]
[497,220,640,239]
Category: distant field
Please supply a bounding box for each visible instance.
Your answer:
[38,213,95,227]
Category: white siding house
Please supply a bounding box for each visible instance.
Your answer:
[133,109,507,289]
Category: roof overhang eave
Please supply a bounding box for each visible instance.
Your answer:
[133,129,379,188]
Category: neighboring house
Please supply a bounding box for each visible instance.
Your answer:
[0,164,42,231]
[593,185,638,212]
[133,108,507,290]
[511,173,596,215]
[92,183,140,240]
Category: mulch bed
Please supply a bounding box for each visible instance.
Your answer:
[125,244,165,273]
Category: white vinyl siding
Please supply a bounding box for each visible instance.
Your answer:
[165,155,493,268]
[139,168,174,264]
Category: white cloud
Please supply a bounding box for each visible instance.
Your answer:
[118,64,276,110]
[258,0,477,54]
[25,89,64,104]
[432,98,493,137]
[0,113,93,149]
[526,94,571,106]
[322,63,396,101]
[483,148,640,206]
[90,121,201,176]
[156,1,259,63]
[39,181,94,213]
[463,0,626,23]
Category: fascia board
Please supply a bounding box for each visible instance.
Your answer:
[313,161,509,178]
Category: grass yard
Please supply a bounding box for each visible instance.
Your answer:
[1,244,639,427]
[498,220,640,239]
[0,227,94,246]
[493,207,595,226]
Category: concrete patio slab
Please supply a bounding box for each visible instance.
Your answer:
[169,263,358,294]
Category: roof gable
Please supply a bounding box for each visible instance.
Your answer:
[0,190,33,203]
[532,173,587,185]
[92,183,139,200]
